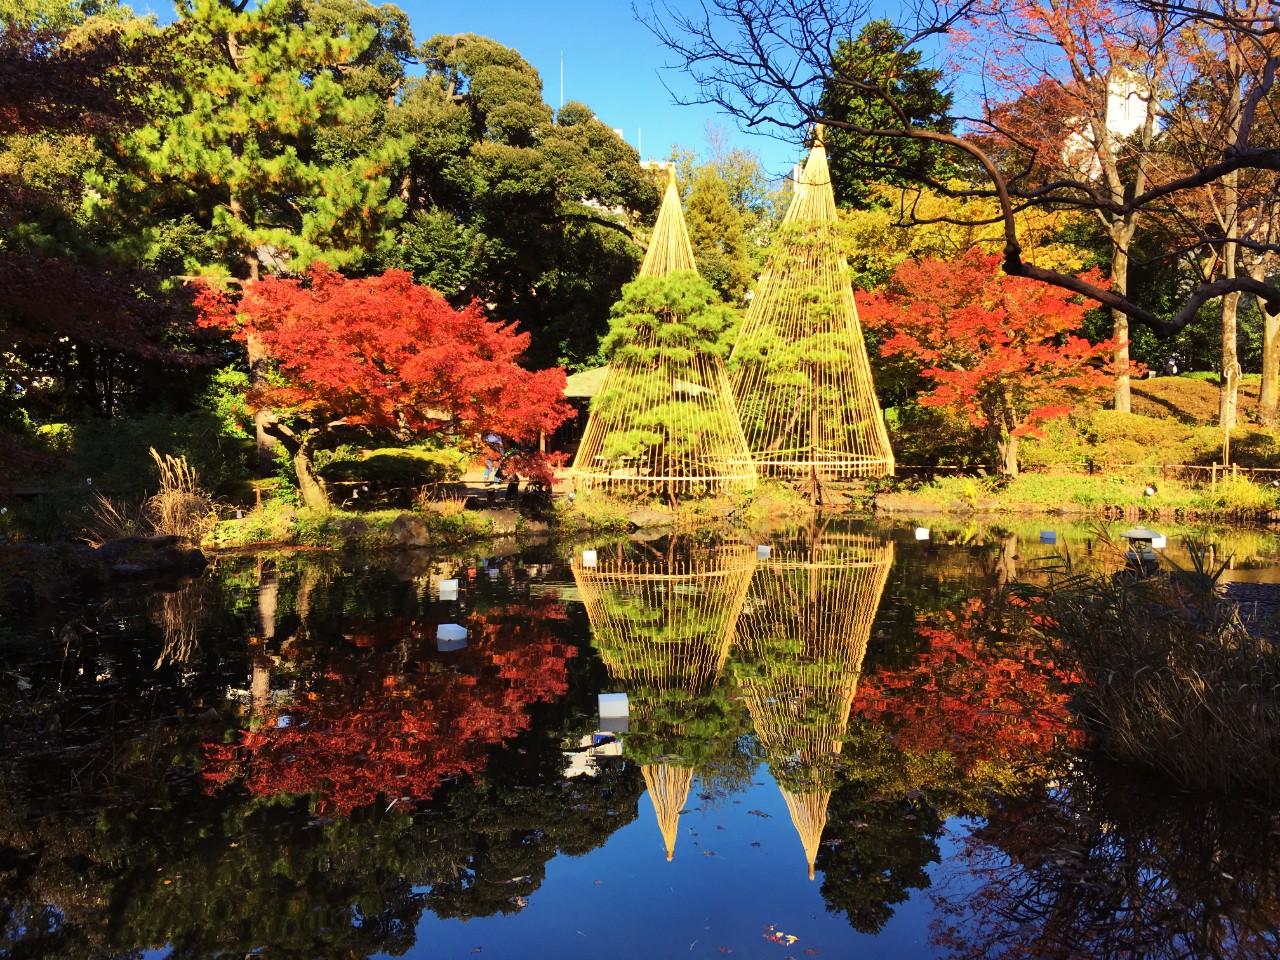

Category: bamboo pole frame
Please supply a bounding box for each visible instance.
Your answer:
[572,540,757,859]
[570,169,757,497]
[730,128,894,481]
[734,527,894,878]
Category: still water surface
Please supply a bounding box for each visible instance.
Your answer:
[3,520,1280,959]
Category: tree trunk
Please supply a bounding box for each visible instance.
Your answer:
[246,332,277,476]
[1110,226,1133,413]
[1259,289,1280,427]
[263,421,330,510]
[1220,290,1241,430]
[996,432,1019,477]
[292,444,329,511]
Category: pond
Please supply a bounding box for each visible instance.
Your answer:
[3,519,1280,959]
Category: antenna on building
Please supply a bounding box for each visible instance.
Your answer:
[638,126,642,156]
[560,52,564,110]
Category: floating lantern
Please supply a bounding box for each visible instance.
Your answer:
[582,549,598,568]
[1039,531,1057,544]
[438,578,459,600]
[914,527,930,541]
[757,545,772,560]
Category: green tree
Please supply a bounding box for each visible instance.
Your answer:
[817,20,955,210]
[685,165,754,303]
[389,34,659,368]
[100,0,407,278]
[594,271,741,471]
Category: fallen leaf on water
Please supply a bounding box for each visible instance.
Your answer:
[748,810,771,818]
[751,842,762,848]
[804,949,819,955]
[701,850,718,856]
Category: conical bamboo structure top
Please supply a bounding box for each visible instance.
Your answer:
[640,167,698,276]
[573,538,756,860]
[643,764,695,861]
[730,127,894,480]
[734,526,894,878]
[569,169,757,497]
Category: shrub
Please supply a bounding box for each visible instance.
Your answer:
[1193,475,1278,513]
[1011,542,1280,798]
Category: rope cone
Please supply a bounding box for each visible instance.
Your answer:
[735,529,894,878]
[781,787,832,881]
[574,540,757,859]
[730,128,894,479]
[570,169,757,497]
[642,764,696,861]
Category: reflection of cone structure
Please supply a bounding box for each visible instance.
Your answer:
[643,764,696,861]
[573,541,756,859]
[570,169,756,496]
[730,129,894,479]
[735,530,894,879]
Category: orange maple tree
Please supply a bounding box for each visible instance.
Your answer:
[861,250,1117,476]
[856,598,1082,776]
[202,600,576,815]
[196,264,572,505]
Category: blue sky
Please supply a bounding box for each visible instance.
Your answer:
[405,0,804,176]
[134,0,810,174]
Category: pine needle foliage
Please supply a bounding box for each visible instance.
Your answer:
[734,526,895,878]
[571,170,756,497]
[730,130,894,479]
[572,538,756,859]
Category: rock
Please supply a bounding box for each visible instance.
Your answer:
[488,508,520,536]
[627,507,675,529]
[95,536,146,563]
[93,536,206,581]
[387,513,432,548]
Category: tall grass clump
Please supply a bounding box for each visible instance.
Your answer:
[145,448,215,540]
[1012,544,1280,798]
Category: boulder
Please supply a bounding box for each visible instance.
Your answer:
[627,506,675,529]
[387,513,432,548]
[488,508,520,536]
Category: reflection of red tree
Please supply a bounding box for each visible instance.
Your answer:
[204,600,574,814]
[857,599,1080,772]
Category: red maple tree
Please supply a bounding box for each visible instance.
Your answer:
[196,265,572,506]
[857,598,1082,776]
[860,249,1117,476]
[202,599,576,815]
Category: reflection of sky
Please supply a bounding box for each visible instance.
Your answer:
[404,768,947,960]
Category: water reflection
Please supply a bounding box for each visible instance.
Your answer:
[934,756,1280,959]
[735,523,893,879]
[572,537,756,860]
[2,524,1280,958]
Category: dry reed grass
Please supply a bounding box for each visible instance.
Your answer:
[144,448,214,540]
[85,493,146,546]
[1012,539,1280,798]
[150,577,210,668]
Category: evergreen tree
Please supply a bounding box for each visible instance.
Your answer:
[817,20,955,209]
[100,0,408,278]
[594,271,742,472]
[685,165,754,304]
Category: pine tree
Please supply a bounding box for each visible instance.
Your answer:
[101,0,407,277]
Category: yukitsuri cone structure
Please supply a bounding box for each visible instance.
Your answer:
[733,526,894,879]
[730,128,894,483]
[572,538,756,860]
[570,169,756,497]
